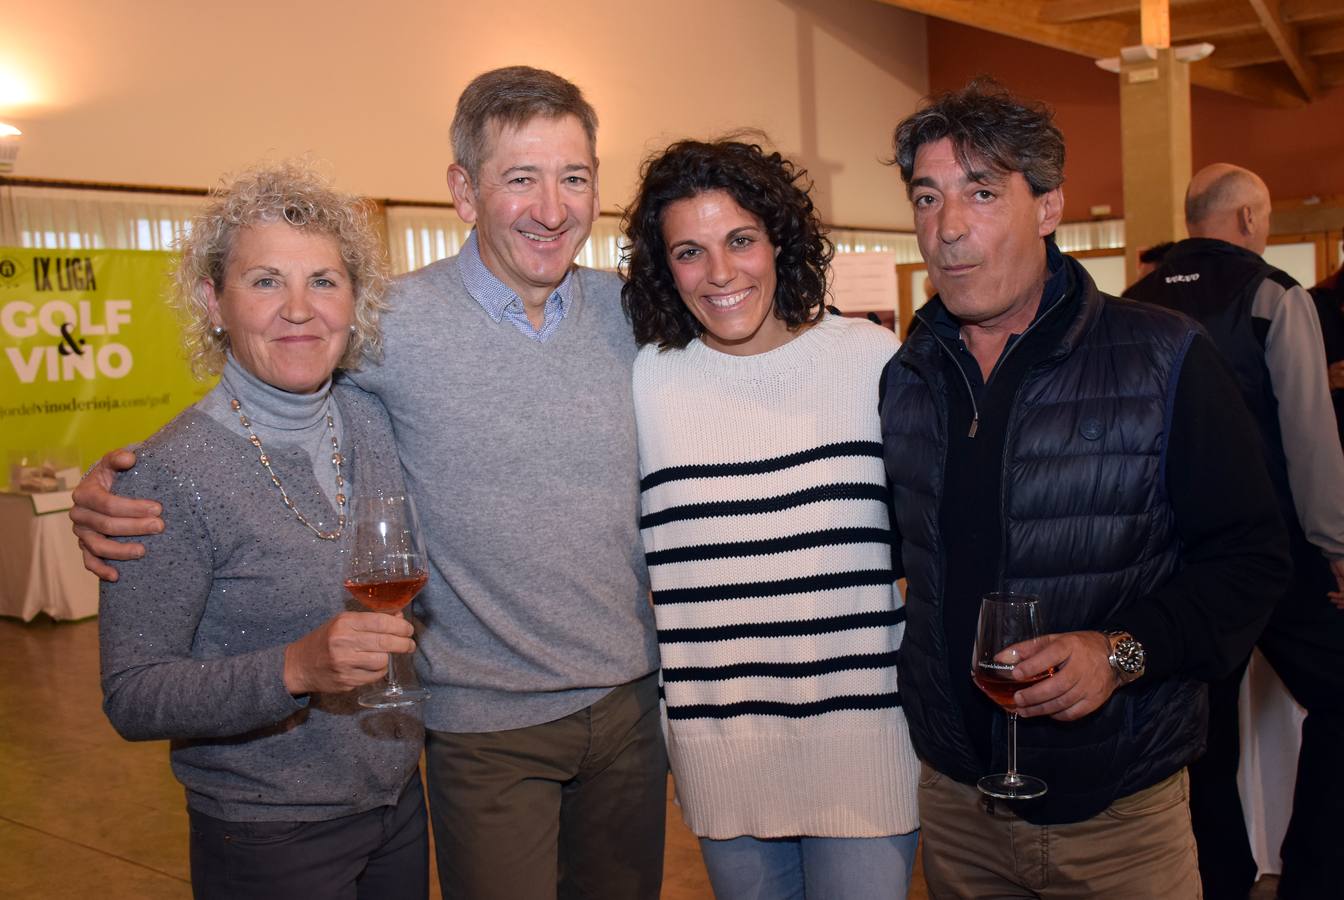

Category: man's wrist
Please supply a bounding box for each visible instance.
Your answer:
[1103,630,1146,685]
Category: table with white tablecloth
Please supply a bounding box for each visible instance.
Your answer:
[0,490,99,621]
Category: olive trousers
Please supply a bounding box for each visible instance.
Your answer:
[424,672,668,900]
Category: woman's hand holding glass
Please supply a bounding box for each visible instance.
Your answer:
[282,611,416,696]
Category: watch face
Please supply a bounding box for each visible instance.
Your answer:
[1115,639,1145,673]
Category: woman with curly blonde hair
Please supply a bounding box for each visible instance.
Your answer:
[98,161,427,899]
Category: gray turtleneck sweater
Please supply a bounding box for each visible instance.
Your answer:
[99,355,421,822]
[199,355,347,508]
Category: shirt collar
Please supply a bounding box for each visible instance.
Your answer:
[458,230,575,322]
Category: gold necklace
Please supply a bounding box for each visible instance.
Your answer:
[230,397,347,540]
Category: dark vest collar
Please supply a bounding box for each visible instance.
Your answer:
[905,248,1105,372]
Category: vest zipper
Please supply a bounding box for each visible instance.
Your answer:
[925,335,981,438]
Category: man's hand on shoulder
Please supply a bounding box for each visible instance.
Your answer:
[69,448,162,582]
[1009,630,1119,722]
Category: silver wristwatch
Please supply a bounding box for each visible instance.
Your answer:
[1104,630,1146,684]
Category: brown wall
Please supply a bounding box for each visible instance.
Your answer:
[927,19,1344,222]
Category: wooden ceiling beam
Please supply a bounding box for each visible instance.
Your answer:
[1306,22,1344,56]
[1248,0,1319,98]
[1214,24,1344,67]
[871,1,1125,57]
[1141,0,1172,47]
[1164,4,1266,42]
[1212,35,1283,67]
[870,0,1307,106]
[1281,0,1344,25]
[1039,0,1139,23]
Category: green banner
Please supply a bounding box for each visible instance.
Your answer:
[0,248,214,487]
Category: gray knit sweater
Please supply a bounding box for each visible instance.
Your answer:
[99,383,421,822]
[345,254,658,732]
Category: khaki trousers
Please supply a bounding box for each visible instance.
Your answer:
[918,765,1202,900]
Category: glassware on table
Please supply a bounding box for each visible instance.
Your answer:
[343,493,430,709]
[971,591,1052,799]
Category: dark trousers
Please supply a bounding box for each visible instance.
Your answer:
[188,772,428,900]
[1189,546,1344,900]
[424,672,668,900]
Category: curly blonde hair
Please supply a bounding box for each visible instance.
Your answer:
[173,160,390,378]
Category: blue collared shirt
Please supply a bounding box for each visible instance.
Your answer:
[458,231,573,343]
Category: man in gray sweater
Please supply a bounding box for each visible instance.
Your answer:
[71,67,665,900]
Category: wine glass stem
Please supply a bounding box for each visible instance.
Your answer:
[385,652,402,694]
[1006,711,1021,784]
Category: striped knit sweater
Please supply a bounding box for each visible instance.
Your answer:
[634,313,920,840]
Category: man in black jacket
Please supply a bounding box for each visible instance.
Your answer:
[880,82,1290,898]
[1125,164,1344,900]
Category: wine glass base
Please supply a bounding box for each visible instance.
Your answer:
[977,773,1047,800]
[357,686,430,709]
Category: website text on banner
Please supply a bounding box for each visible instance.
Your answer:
[0,248,212,488]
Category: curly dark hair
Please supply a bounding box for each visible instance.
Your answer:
[891,78,1064,198]
[621,138,831,350]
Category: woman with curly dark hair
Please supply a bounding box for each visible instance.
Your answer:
[622,139,919,898]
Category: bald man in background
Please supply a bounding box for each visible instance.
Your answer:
[1126,163,1344,900]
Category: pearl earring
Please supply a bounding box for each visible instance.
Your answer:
[212,325,225,337]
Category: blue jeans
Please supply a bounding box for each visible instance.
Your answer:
[698,831,918,900]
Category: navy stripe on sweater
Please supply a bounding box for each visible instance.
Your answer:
[652,569,893,606]
[640,483,887,529]
[644,526,892,566]
[663,691,903,720]
[663,650,900,683]
[640,440,883,491]
[659,608,905,644]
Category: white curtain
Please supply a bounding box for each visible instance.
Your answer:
[829,228,922,263]
[828,219,1128,258]
[0,184,204,251]
[1055,219,1125,252]
[827,220,1129,262]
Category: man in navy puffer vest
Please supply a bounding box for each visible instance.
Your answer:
[879,80,1290,898]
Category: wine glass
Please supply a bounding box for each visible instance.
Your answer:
[343,493,430,709]
[971,591,1051,799]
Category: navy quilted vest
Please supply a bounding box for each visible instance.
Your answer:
[881,258,1207,822]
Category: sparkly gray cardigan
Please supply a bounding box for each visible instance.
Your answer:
[99,384,421,822]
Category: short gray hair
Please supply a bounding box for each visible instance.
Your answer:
[891,78,1064,197]
[1185,169,1257,225]
[450,66,598,180]
[173,160,390,378]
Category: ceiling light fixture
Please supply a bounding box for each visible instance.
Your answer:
[0,122,20,173]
